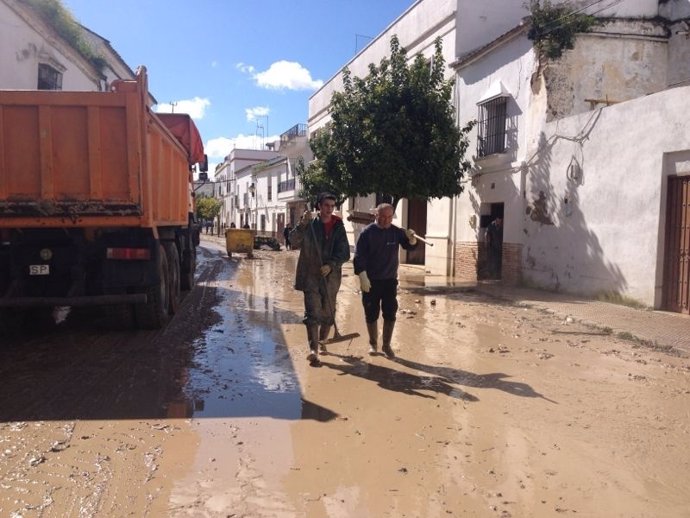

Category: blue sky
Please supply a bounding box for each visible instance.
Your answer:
[63,0,416,167]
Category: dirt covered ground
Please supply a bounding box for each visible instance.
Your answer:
[1,241,689,517]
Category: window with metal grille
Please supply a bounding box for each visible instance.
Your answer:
[477,97,507,157]
[38,63,62,90]
[267,182,272,201]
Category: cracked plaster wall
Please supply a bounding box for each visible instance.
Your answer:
[543,19,669,122]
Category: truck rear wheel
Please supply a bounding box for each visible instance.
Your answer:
[164,242,180,315]
[181,247,195,291]
[134,244,170,329]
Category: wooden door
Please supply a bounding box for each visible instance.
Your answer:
[405,199,427,265]
[663,176,690,314]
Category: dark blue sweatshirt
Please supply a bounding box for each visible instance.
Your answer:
[353,223,416,280]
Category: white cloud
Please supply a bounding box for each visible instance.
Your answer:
[205,137,234,161]
[236,62,255,74]
[237,60,323,91]
[246,106,269,122]
[155,97,210,120]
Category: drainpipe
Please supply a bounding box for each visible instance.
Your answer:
[450,78,461,278]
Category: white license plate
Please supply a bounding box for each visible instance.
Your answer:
[29,264,50,276]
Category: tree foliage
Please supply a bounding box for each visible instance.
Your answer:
[298,35,474,208]
[195,196,221,221]
[527,0,601,59]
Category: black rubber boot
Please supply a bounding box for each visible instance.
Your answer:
[366,321,378,355]
[381,320,395,359]
[306,324,320,364]
[318,325,332,354]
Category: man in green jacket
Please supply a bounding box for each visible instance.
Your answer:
[290,193,351,364]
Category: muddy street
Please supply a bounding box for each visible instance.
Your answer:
[1,239,690,517]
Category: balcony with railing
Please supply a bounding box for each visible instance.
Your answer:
[278,178,296,193]
[280,123,307,145]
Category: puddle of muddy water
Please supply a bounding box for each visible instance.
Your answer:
[179,251,305,420]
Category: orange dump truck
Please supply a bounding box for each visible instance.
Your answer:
[0,67,207,329]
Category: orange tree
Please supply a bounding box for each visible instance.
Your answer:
[299,35,474,208]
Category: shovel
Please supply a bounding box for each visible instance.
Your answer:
[307,214,360,345]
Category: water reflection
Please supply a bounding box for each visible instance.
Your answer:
[178,251,338,422]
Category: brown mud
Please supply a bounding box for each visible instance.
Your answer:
[1,240,689,517]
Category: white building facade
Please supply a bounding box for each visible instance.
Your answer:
[453,0,690,310]
[214,124,313,236]
[308,0,690,311]
[0,0,134,91]
[213,149,279,230]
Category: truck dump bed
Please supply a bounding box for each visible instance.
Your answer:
[0,68,197,229]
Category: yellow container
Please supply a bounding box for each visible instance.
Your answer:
[225,228,254,258]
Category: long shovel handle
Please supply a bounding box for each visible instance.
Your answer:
[414,235,434,247]
[401,227,434,246]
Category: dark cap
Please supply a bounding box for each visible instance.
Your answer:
[317,192,336,206]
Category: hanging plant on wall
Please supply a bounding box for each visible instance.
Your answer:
[19,0,107,72]
[527,0,601,59]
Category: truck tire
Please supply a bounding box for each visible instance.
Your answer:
[181,247,195,291]
[0,309,22,338]
[164,242,180,315]
[134,244,170,329]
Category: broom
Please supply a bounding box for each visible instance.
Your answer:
[308,214,360,344]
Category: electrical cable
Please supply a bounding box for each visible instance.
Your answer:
[533,0,622,39]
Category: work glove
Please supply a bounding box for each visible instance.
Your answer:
[299,210,314,226]
[358,271,371,293]
[405,228,417,245]
[320,264,332,277]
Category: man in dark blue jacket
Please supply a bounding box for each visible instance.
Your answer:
[353,203,417,358]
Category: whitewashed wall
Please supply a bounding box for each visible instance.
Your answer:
[0,0,100,90]
[309,0,456,133]
[660,0,690,18]
[455,0,528,58]
[522,86,690,306]
[455,33,537,248]
[591,0,659,17]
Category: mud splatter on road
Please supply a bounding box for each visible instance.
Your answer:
[2,239,690,517]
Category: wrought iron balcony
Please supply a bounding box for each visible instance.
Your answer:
[280,123,307,144]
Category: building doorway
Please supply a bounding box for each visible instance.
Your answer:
[662,176,690,314]
[405,199,427,265]
[479,202,504,280]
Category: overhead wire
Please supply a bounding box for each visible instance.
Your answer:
[532,0,623,38]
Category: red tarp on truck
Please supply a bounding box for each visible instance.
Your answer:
[157,113,205,165]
